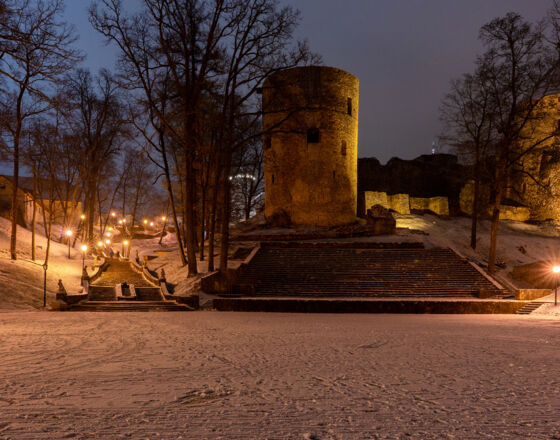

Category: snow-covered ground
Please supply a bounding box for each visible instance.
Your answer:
[0,218,92,309]
[0,312,558,439]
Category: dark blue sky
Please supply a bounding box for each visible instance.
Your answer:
[66,0,553,163]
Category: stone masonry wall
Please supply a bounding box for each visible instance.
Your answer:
[262,66,359,227]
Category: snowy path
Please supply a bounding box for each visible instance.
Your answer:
[0,312,559,439]
[91,259,152,287]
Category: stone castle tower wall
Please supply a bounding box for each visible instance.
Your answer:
[262,66,359,226]
[510,93,560,221]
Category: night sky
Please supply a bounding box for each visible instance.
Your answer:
[66,0,553,163]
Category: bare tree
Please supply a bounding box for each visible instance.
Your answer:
[440,68,497,249]
[211,0,319,272]
[454,12,560,273]
[64,68,129,245]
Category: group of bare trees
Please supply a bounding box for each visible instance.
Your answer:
[90,0,317,275]
[441,5,560,273]
[1,0,315,277]
[0,0,82,264]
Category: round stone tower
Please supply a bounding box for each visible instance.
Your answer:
[262,66,359,227]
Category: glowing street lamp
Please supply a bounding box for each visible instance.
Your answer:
[553,265,560,306]
[122,239,129,257]
[81,244,88,270]
[97,241,103,248]
[150,221,154,227]
[66,230,72,259]
[80,214,85,221]
[111,212,116,217]
[143,219,148,225]
[161,216,166,222]
[108,227,113,231]
[118,220,123,225]
[105,239,111,245]
[106,232,112,237]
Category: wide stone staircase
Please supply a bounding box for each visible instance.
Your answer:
[232,242,502,298]
[68,258,190,311]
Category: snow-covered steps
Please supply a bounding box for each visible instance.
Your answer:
[232,243,503,298]
[134,287,164,301]
[91,259,156,287]
[88,286,116,301]
[515,301,547,315]
[68,300,192,312]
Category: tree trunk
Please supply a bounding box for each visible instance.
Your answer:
[10,85,27,260]
[219,151,233,273]
[30,161,38,260]
[470,149,481,250]
[488,155,507,274]
[199,184,206,261]
[207,165,219,272]
[184,158,198,277]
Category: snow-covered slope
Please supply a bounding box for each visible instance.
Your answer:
[3,213,560,313]
[0,217,88,310]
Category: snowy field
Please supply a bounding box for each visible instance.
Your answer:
[0,312,559,439]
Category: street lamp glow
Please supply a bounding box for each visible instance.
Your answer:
[553,266,560,274]
[65,230,72,237]
[161,216,166,221]
[105,239,111,245]
[80,214,85,220]
[111,212,116,217]
[143,219,148,224]
[118,220,123,225]
[123,240,129,246]
[81,244,88,252]
[106,232,111,237]
[97,241,103,247]
[122,218,126,223]
[150,221,154,227]
[108,227,113,231]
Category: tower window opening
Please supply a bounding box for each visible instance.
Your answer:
[347,97,352,116]
[341,140,347,156]
[307,128,320,143]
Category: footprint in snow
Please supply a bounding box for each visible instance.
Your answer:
[358,341,389,349]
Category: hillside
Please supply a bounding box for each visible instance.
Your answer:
[2,212,560,313]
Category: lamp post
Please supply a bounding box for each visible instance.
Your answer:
[553,266,560,306]
[66,230,72,259]
[81,244,88,270]
[42,262,48,308]
[79,214,85,239]
[122,240,129,258]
